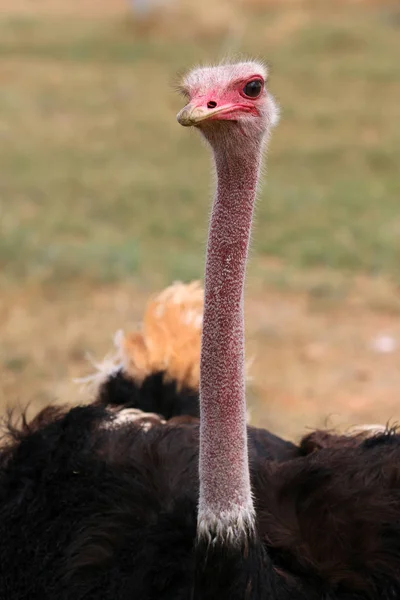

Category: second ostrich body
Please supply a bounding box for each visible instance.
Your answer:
[85,281,204,420]
[1,62,400,600]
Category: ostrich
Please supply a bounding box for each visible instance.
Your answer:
[78,280,204,420]
[1,61,400,600]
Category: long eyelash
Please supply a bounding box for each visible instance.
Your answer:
[176,85,190,99]
[170,70,190,99]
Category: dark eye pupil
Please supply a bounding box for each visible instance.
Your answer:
[243,80,262,98]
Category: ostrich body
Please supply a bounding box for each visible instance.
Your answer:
[86,281,204,421]
[1,62,400,600]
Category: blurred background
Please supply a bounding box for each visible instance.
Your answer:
[0,0,399,440]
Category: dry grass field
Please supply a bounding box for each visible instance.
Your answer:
[0,0,399,441]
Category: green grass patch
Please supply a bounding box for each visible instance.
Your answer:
[0,5,399,289]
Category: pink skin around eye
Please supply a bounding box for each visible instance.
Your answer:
[194,78,264,121]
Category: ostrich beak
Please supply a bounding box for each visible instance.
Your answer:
[177,103,238,127]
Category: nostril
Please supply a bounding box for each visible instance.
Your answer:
[207,101,217,109]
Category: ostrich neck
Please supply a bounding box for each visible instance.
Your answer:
[198,141,263,539]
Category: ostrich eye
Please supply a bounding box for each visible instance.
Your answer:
[243,80,262,98]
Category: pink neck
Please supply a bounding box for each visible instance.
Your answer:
[198,142,262,538]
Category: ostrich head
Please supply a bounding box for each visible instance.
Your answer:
[177,61,279,151]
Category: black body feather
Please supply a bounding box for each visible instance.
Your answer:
[1,405,400,599]
[96,370,200,419]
